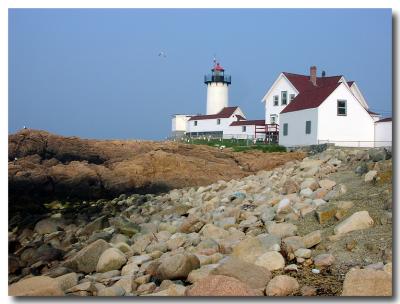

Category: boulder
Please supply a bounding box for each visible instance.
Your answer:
[232,236,277,263]
[318,179,336,190]
[156,253,200,280]
[185,275,262,296]
[334,211,374,235]
[97,285,126,296]
[34,218,63,235]
[55,272,78,291]
[9,276,64,296]
[187,264,219,283]
[179,215,205,233]
[254,251,285,271]
[301,230,321,248]
[136,282,156,295]
[63,239,111,273]
[265,275,299,296]
[145,284,186,296]
[281,180,300,194]
[212,256,272,290]
[316,205,337,224]
[342,268,392,296]
[267,222,297,238]
[199,224,229,240]
[96,248,127,273]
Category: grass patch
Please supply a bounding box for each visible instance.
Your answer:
[183,138,286,153]
[232,145,286,153]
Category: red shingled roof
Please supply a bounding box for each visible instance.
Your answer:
[188,106,239,121]
[281,83,341,114]
[283,72,342,93]
[235,114,246,121]
[376,117,392,123]
[230,120,265,126]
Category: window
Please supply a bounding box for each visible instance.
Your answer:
[273,95,279,106]
[337,100,347,116]
[290,94,295,102]
[270,115,277,124]
[283,123,288,136]
[194,121,198,126]
[281,91,288,105]
[217,119,221,125]
[242,126,246,132]
[305,121,311,134]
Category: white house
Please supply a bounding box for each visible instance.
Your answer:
[262,66,391,147]
[374,117,392,147]
[171,61,266,139]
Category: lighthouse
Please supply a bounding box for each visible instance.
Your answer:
[204,61,231,115]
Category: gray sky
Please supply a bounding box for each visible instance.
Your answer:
[9,9,392,140]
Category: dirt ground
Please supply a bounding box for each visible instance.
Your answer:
[292,166,392,295]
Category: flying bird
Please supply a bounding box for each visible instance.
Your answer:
[158,51,167,58]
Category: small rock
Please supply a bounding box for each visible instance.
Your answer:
[318,179,336,190]
[334,211,374,235]
[97,285,126,296]
[301,230,321,248]
[156,253,200,280]
[185,275,261,296]
[284,264,298,272]
[365,170,377,182]
[313,253,335,267]
[267,222,297,238]
[265,275,299,296]
[212,256,272,290]
[63,239,111,273]
[301,285,317,296]
[254,251,285,271]
[96,248,127,273]
[9,276,64,296]
[294,248,311,259]
[316,205,337,224]
[137,282,156,295]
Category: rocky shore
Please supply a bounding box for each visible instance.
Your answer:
[9,129,304,220]
[8,145,392,296]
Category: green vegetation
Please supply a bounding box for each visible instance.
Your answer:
[182,138,286,153]
[232,145,286,153]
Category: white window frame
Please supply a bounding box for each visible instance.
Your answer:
[281,91,288,105]
[337,100,347,116]
[273,95,279,106]
[305,120,311,134]
[270,115,277,124]
[283,123,288,136]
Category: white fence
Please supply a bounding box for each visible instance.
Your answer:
[317,140,392,148]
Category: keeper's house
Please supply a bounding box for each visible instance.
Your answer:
[261,66,391,147]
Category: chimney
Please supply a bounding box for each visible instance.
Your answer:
[321,70,326,77]
[310,66,317,86]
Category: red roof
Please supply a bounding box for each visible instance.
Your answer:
[230,119,265,126]
[283,72,342,93]
[281,83,341,114]
[235,114,246,121]
[189,106,238,121]
[212,63,224,71]
[376,117,392,123]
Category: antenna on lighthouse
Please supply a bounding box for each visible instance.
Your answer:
[213,54,217,65]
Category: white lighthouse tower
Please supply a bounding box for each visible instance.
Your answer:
[204,61,231,115]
